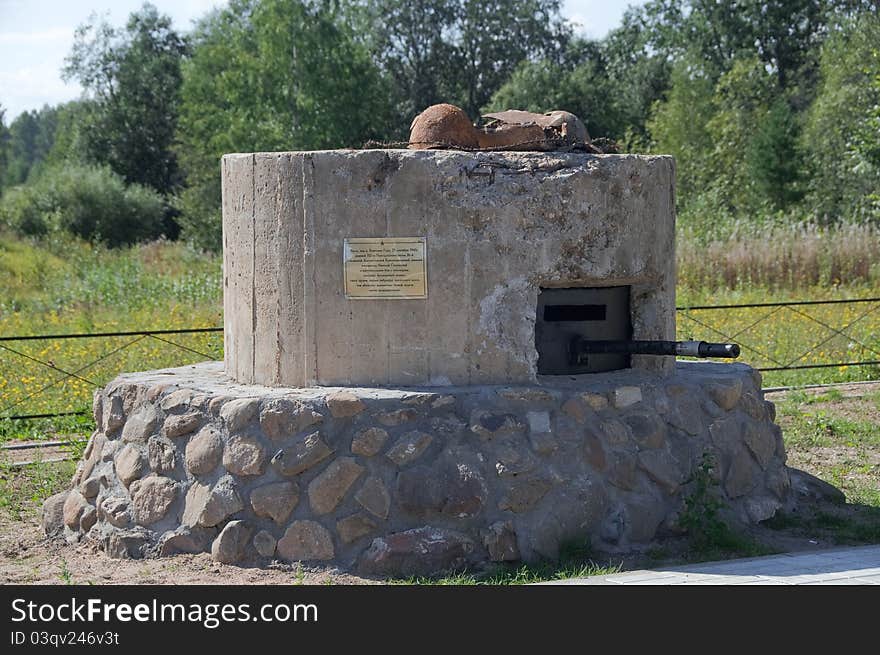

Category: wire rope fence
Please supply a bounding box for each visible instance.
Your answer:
[1,296,879,461]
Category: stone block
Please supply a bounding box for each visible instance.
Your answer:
[183,475,243,528]
[121,406,159,444]
[220,397,260,432]
[483,521,520,562]
[130,476,177,525]
[42,491,69,537]
[308,457,364,515]
[276,521,335,561]
[336,513,378,544]
[185,427,223,475]
[250,481,299,524]
[358,527,474,577]
[350,427,389,457]
[163,412,201,439]
[148,436,176,473]
[355,477,391,520]
[259,397,323,440]
[270,431,333,476]
[253,530,277,558]
[223,435,267,476]
[326,392,366,418]
[115,444,146,486]
[212,520,252,564]
[386,431,433,466]
[612,386,642,408]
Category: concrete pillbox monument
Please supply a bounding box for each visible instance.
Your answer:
[47,149,791,576]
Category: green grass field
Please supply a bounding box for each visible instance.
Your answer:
[0,234,222,420]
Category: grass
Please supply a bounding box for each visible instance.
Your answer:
[676,220,880,389]
[677,220,880,291]
[0,459,76,519]
[675,289,880,388]
[0,413,93,445]
[770,386,880,544]
[0,232,222,418]
[395,542,622,585]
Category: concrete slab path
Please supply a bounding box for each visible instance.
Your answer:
[539,545,880,585]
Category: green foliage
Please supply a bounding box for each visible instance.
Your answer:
[678,453,727,550]
[703,56,778,216]
[0,104,7,194]
[487,40,624,139]
[678,452,768,557]
[0,460,77,519]
[645,60,715,201]
[0,186,48,236]
[397,541,621,585]
[747,99,804,210]
[3,0,879,252]
[599,5,674,143]
[1,105,61,189]
[0,164,167,246]
[635,1,861,92]
[0,232,222,416]
[639,3,880,235]
[648,52,811,236]
[62,3,188,197]
[802,11,880,223]
[175,0,393,250]
[366,0,569,131]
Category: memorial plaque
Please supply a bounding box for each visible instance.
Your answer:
[343,237,427,299]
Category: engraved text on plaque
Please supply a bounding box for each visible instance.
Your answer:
[343,237,427,299]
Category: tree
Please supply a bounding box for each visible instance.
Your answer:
[364,0,569,130]
[746,98,803,210]
[63,3,188,196]
[176,0,393,250]
[0,105,11,195]
[486,39,623,139]
[42,101,92,168]
[1,105,60,189]
[803,11,880,222]
[645,59,715,206]
[630,0,869,97]
[362,0,460,135]
[452,0,569,119]
[0,163,166,245]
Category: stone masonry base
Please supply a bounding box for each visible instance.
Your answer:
[43,361,791,577]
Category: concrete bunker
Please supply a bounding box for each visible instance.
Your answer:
[47,149,793,577]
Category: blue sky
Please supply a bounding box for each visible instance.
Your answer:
[0,0,645,121]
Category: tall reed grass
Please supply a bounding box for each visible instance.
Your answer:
[677,221,880,290]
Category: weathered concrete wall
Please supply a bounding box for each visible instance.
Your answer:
[221,150,676,387]
[46,361,790,577]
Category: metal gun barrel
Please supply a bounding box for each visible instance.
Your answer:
[570,339,740,361]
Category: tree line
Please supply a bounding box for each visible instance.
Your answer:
[1,0,878,250]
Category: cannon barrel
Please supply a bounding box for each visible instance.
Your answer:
[569,338,740,365]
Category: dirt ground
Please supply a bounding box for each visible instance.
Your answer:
[0,516,374,585]
[2,383,878,585]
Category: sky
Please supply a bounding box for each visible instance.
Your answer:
[0,0,646,122]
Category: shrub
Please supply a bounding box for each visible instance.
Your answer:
[0,185,51,236]
[0,164,167,247]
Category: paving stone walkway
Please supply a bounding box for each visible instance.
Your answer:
[540,545,880,585]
